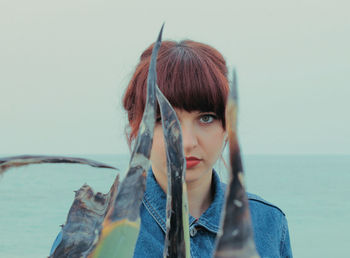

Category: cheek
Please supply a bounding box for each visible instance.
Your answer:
[207,130,226,160]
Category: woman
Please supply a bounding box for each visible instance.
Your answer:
[123,40,292,257]
[50,39,292,257]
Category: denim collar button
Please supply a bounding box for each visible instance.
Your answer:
[189,227,197,237]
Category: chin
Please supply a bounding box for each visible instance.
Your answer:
[184,169,210,184]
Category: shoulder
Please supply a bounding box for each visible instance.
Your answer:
[219,182,287,228]
[218,182,292,256]
[246,193,289,245]
[246,193,292,257]
[246,192,287,233]
[219,182,285,216]
[247,192,285,216]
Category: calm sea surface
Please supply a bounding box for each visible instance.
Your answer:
[0,154,349,258]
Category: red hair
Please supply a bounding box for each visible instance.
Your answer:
[123,40,229,144]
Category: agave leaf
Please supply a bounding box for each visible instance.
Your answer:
[214,70,259,258]
[156,87,190,258]
[88,24,164,258]
[0,155,117,175]
[0,154,118,257]
[50,175,119,258]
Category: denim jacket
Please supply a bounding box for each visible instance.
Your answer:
[134,170,292,258]
[50,169,292,258]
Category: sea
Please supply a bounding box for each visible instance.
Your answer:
[0,154,349,258]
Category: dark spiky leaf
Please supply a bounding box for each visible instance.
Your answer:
[0,155,117,175]
[156,87,190,258]
[88,24,164,258]
[214,69,260,258]
[50,176,119,258]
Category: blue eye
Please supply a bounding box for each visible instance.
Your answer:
[199,114,216,124]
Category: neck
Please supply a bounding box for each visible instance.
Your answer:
[186,174,213,218]
[153,167,214,219]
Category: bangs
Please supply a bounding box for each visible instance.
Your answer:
[123,40,229,142]
[156,41,228,122]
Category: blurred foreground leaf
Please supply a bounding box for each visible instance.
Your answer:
[0,155,116,175]
[157,87,190,257]
[88,24,164,258]
[214,70,259,258]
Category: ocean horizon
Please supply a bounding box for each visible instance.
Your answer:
[0,154,348,257]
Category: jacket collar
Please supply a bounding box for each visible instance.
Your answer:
[142,169,225,235]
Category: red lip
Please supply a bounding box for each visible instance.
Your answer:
[186,157,201,169]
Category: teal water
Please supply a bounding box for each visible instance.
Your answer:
[0,154,349,257]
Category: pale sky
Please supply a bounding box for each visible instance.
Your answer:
[1,0,349,155]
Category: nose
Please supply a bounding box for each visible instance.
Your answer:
[181,122,198,153]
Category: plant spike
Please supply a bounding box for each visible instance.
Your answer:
[88,24,164,258]
[0,155,117,175]
[50,176,120,258]
[156,87,191,258]
[214,69,260,258]
[0,155,118,258]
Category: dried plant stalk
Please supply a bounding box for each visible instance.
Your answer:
[156,87,190,258]
[0,155,116,175]
[214,70,260,258]
[50,175,119,258]
[87,25,164,258]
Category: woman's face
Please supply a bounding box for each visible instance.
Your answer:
[150,108,226,188]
